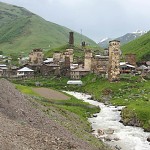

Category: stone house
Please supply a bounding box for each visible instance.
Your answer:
[40,63,60,76]
[29,48,44,65]
[0,64,8,77]
[125,54,137,66]
[70,68,90,79]
[92,55,109,74]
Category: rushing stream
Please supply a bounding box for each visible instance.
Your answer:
[65,91,150,150]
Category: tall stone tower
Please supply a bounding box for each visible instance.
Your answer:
[108,40,120,81]
[84,50,92,71]
[69,32,74,46]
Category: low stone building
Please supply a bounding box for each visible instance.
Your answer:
[92,55,109,74]
[40,63,60,76]
[53,52,63,64]
[70,68,90,79]
[0,64,8,77]
[125,54,137,66]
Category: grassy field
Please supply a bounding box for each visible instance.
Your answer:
[12,73,150,131]
[12,74,150,131]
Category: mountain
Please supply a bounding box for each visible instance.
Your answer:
[97,38,112,49]
[98,30,146,48]
[116,30,147,45]
[121,31,150,61]
[0,2,97,55]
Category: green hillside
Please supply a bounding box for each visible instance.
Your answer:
[0,2,98,55]
[121,31,150,61]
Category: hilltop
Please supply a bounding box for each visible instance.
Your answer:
[121,31,150,61]
[0,2,98,55]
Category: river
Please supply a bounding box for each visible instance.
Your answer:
[65,91,150,150]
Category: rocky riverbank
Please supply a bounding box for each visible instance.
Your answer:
[0,79,110,150]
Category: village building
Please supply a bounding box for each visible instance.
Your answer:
[104,48,109,56]
[0,68,3,77]
[120,62,136,73]
[70,68,90,79]
[92,55,109,75]
[67,80,82,85]
[53,52,63,64]
[40,63,60,76]
[43,58,53,64]
[125,54,137,66]
[17,67,34,77]
[29,48,44,65]
[0,64,8,77]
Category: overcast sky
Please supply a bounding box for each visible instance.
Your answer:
[0,0,150,42]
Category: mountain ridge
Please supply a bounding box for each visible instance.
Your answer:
[98,30,146,48]
[0,2,98,55]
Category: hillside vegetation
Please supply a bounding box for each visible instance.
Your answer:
[0,2,98,55]
[121,31,150,61]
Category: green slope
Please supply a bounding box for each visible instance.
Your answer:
[0,2,98,55]
[121,31,150,61]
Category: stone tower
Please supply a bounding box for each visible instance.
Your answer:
[108,40,120,81]
[29,48,44,65]
[84,50,92,71]
[69,32,74,46]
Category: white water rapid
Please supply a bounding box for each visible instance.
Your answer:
[65,91,150,150]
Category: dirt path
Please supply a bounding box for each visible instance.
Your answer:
[32,87,70,100]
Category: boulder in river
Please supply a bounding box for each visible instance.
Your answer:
[93,114,97,117]
[97,129,104,136]
[147,137,150,142]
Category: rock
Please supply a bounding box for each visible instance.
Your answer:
[97,129,104,136]
[114,137,120,141]
[93,114,97,117]
[115,145,121,150]
[104,136,112,141]
[147,137,150,142]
